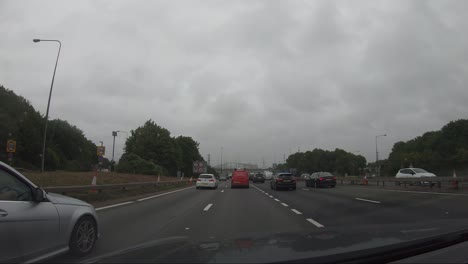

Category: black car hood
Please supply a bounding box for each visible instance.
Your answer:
[85,219,468,263]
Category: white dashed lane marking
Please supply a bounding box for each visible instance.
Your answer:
[307,218,324,228]
[355,198,381,204]
[203,204,213,211]
[291,209,302,215]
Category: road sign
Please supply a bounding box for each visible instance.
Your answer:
[6,140,16,153]
[193,160,206,173]
[97,146,106,156]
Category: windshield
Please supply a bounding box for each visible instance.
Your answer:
[3,1,468,263]
[412,168,429,173]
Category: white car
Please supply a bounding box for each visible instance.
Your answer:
[395,168,436,178]
[263,171,273,181]
[196,174,218,189]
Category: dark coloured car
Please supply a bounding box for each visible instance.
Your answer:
[306,172,336,188]
[252,173,265,183]
[270,173,296,190]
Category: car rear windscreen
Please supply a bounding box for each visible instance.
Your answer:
[255,174,263,177]
[320,172,333,177]
[199,175,213,179]
[279,173,293,178]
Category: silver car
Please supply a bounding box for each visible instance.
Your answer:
[0,161,99,263]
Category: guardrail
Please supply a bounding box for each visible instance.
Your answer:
[44,180,192,195]
[335,177,466,191]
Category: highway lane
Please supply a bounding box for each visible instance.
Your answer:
[253,181,468,228]
[52,182,318,263]
[51,180,468,263]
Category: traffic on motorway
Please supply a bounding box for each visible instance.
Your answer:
[4,1,468,263]
[3,162,468,263]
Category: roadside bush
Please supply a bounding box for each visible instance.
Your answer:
[116,153,167,176]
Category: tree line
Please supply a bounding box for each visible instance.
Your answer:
[1,85,208,176]
[117,120,213,177]
[383,119,468,176]
[0,85,98,171]
[279,148,367,176]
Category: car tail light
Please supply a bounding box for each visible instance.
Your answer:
[276,178,283,182]
[333,176,336,180]
[209,179,214,182]
[319,177,324,181]
[197,179,201,181]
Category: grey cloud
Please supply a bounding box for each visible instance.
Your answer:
[2,0,468,167]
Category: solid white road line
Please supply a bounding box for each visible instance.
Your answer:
[203,204,213,211]
[136,186,195,202]
[355,198,381,204]
[306,218,324,228]
[291,209,302,215]
[344,186,468,196]
[96,201,134,211]
[274,198,280,202]
[281,203,289,207]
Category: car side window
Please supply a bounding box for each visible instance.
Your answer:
[0,168,33,201]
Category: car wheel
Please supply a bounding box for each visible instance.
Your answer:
[69,216,97,256]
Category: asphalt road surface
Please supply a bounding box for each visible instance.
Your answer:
[51,181,468,263]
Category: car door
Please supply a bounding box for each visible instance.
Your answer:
[0,167,60,262]
[311,173,318,186]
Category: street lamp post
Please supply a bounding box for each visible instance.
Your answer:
[220,147,223,176]
[111,130,129,171]
[375,134,387,177]
[34,39,62,173]
[111,131,117,170]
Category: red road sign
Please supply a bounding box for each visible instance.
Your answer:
[193,161,206,173]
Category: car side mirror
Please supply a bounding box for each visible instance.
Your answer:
[410,171,415,175]
[33,188,45,202]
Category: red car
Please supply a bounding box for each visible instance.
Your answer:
[231,169,249,188]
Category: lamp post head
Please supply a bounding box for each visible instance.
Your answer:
[33,39,41,43]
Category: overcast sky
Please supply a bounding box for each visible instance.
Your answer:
[2,0,468,167]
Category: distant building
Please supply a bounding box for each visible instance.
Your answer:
[212,162,259,173]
